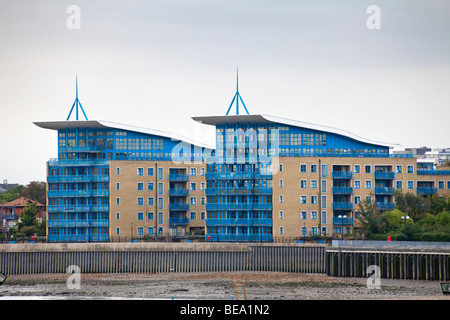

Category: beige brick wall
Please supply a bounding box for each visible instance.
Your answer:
[109,160,206,239]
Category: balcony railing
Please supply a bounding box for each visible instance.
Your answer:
[47,219,110,227]
[47,189,109,197]
[374,202,395,210]
[47,174,109,183]
[205,234,272,242]
[417,169,450,175]
[205,187,272,195]
[168,188,189,196]
[332,187,353,195]
[47,205,110,213]
[332,202,353,210]
[168,174,189,182]
[332,217,354,225]
[374,187,395,195]
[206,218,272,227]
[205,172,272,180]
[169,203,189,211]
[417,187,437,195]
[332,171,353,179]
[169,217,189,226]
[205,203,272,211]
[374,171,395,179]
[47,234,110,243]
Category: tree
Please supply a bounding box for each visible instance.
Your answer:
[19,181,46,205]
[0,185,24,203]
[393,190,426,220]
[13,202,39,237]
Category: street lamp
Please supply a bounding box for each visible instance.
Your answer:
[338,214,347,240]
[401,215,410,238]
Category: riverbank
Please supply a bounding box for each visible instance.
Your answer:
[0,271,447,300]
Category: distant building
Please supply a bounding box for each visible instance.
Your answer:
[0,197,46,231]
[0,180,19,194]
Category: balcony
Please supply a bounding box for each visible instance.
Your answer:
[205,187,272,195]
[332,187,353,195]
[47,219,109,227]
[374,171,395,180]
[47,205,110,213]
[205,234,272,242]
[169,203,189,211]
[206,218,272,227]
[205,203,272,211]
[169,217,189,226]
[47,234,110,243]
[47,174,109,183]
[332,202,353,210]
[205,172,272,180]
[374,187,395,195]
[417,187,437,195]
[333,217,354,225]
[374,202,395,210]
[168,188,189,196]
[168,174,189,182]
[332,171,353,179]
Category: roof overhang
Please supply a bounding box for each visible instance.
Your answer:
[34,120,214,149]
[192,114,400,149]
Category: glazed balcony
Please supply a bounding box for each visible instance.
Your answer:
[332,171,353,179]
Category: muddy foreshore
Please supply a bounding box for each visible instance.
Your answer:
[0,271,446,300]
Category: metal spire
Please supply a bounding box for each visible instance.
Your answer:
[226,68,249,115]
[66,75,88,121]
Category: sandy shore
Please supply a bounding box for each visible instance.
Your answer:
[0,271,447,300]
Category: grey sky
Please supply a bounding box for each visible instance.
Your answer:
[0,0,449,185]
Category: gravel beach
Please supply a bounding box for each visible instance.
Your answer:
[0,272,447,300]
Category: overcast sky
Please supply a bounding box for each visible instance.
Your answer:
[1,0,449,185]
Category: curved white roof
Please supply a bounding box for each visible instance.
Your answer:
[34,120,214,150]
[192,114,400,149]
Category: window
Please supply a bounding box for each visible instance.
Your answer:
[279,211,283,219]
[148,212,154,220]
[148,167,154,176]
[355,196,360,205]
[311,164,317,173]
[158,197,164,209]
[279,179,283,188]
[201,182,205,190]
[311,227,317,236]
[137,212,143,221]
[300,195,307,204]
[200,168,205,176]
[201,211,205,220]
[116,167,120,175]
[301,211,307,220]
[116,227,120,235]
[321,164,327,177]
[116,182,120,190]
[190,212,196,220]
[300,180,307,189]
[158,212,164,225]
[148,227,154,235]
[438,181,444,189]
[300,164,307,173]
[396,181,403,189]
[190,197,196,205]
[279,226,284,235]
[158,167,163,180]
[190,182,197,191]
[321,211,327,224]
[137,197,144,206]
[321,180,327,193]
[201,197,205,205]
[396,165,402,174]
[190,168,197,176]
[279,195,283,204]
[354,181,361,189]
[311,211,317,220]
[279,164,283,172]
[147,197,154,206]
[354,165,360,174]
[137,182,144,191]
[321,196,327,209]
[116,197,120,205]
[365,165,371,174]
[137,167,144,176]
[116,212,120,220]
[301,226,307,236]
[311,195,317,204]
[158,182,163,195]
[148,182,154,191]
[408,181,413,189]
[365,180,372,189]
[407,165,414,174]
[311,180,317,189]
[448,181,450,190]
